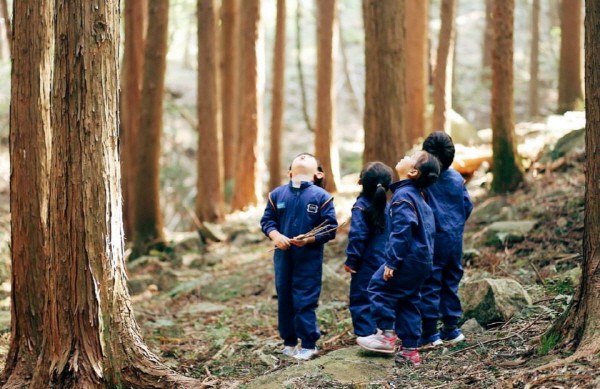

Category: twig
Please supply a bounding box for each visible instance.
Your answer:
[529,261,545,283]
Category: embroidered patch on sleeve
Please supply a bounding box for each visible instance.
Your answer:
[277,202,286,209]
[307,204,318,213]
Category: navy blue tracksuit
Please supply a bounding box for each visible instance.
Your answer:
[420,168,473,336]
[344,196,388,337]
[260,181,338,349]
[368,180,436,348]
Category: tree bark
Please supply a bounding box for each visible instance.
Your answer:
[221,0,240,201]
[0,0,11,57]
[268,0,286,191]
[121,0,147,239]
[196,0,224,222]
[2,1,51,386]
[557,0,583,113]
[490,0,523,194]
[363,0,406,171]
[133,0,169,255]
[231,0,262,210]
[432,0,456,133]
[529,0,540,117]
[405,0,429,144]
[315,0,340,193]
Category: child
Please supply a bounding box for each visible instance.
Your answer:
[344,162,393,338]
[419,131,473,346]
[260,153,338,361]
[356,150,440,367]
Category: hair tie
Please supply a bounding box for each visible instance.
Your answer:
[377,183,383,188]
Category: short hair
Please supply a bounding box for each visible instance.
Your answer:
[422,131,455,171]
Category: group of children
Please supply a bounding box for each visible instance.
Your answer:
[260,132,473,365]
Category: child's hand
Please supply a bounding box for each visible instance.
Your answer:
[290,236,315,247]
[344,265,357,274]
[269,231,291,250]
[383,266,395,281]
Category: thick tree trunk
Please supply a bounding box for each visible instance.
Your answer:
[268,0,286,191]
[0,0,11,57]
[196,0,224,222]
[490,0,523,194]
[2,1,51,387]
[315,0,340,193]
[529,0,540,117]
[405,0,429,143]
[231,0,262,210]
[432,0,456,133]
[221,0,240,201]
[133,0,169,255]
[20,2,198,387]
[362,0,406,172]
[557,0,583,113]
[121,0,147,239]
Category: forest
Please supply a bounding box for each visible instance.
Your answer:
[0,0,598,388]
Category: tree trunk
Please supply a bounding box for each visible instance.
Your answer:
[490,0,523,194]
[2,1,51,386]
[231,0,262,210]
[16,1,199,387]
[196,0,224,222]
[315,0,340,193]
[0,0,11,57]
[432,0,456,133]
[405,0,429,144]
[133,0,169,255]
[121,0,147,239]
[481,0,493,82]
[269,0,286,191]
[529,0,540,117]
[557,0,583,113]
[362,0,406,172]
[221,0,240,201]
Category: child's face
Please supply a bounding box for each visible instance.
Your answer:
[395,151,424,179]
[289,154,323,182]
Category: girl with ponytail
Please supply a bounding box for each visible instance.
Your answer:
[344,161,393,338]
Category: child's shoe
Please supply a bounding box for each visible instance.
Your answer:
[294,347,318,361]
[440,328,466,344]
[420,332,443,348]
[281,345,298,357]
[356,330,397,354]
[395,347,421,366]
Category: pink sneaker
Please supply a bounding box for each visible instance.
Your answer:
[356,331,397,354]
[395,348,421,366]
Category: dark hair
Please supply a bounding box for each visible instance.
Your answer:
[422,131,455,171]
[289,153,325,188]
[413,151,441,188]
[359,161,393,233]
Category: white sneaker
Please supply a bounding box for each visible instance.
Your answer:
[294,347,318,360]
[281,346,297,357]
[356,331,397,354]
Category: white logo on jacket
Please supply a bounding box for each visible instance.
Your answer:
[307,204,318,213]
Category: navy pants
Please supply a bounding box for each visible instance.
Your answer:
[420,233,464,336]
[368,259,432,348]
[349,263,380,336]
[274,247,323,349]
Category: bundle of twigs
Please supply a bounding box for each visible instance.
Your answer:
[269,221,347,251]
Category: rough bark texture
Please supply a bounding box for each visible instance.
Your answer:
[362,0,406,172]
[405,0,429,143]
[490,0,524,194]
[315,0,340,193]
[432,0,456,133]
[231,0,262,210]
[268,0,286,191]
[133,0,169,255]
[221,0,240,201]
[557,0,583,113]
[529,0,540,117]
[121,0,147,238]
[2,1,51,387]
[0,0,11,56]
[196,0,224,222]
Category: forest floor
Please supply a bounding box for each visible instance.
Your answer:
[0,129,597,388]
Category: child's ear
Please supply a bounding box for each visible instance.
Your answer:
[358,178,362,185]
[315,171,325,180]
[407,168,421,180]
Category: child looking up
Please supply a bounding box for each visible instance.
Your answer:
[260,153,338,361]
[357,150,440,367]
[419,131,473,346]
[344,162,393,338]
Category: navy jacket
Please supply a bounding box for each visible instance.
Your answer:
[424,168,473,238]
[261,181,337,246]
[345,196,387,271]
[385,180,436,270]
